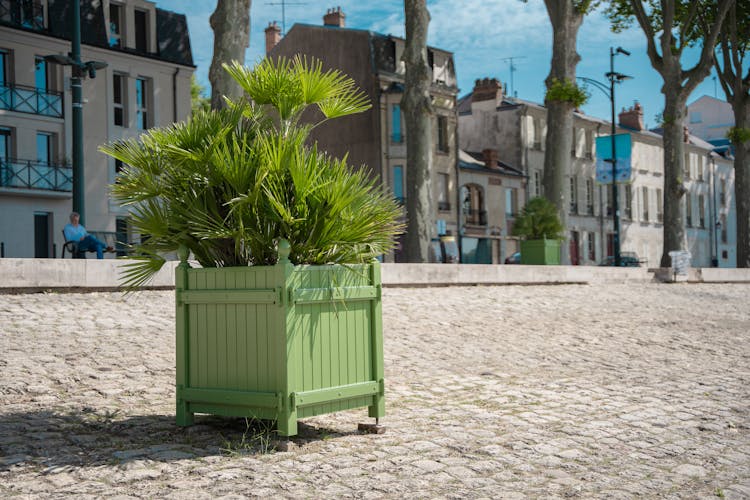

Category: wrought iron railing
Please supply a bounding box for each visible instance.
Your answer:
[0,0,45,31]
[0,83,63,117]
[464,208,487,226]
[0,158,72,192]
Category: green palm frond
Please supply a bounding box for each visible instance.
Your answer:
[101,57,402,287]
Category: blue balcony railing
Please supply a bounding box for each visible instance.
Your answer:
[0,158,72,192]
[0,83,63,117]
[0,0,45,31]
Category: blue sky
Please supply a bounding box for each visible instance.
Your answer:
[156,0,723,130]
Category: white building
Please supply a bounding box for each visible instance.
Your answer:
[459,79,736,267]
[0,0,194,258]
[686,95,734,154]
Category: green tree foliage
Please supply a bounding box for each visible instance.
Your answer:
[191,75,210,114]
[101,57,404,287]
[512,197,565,241]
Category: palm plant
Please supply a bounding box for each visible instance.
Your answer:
[101,57,404,287]
[511,196,565,241]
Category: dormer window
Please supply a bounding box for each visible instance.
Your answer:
[109,3,122,48]
[134,8,148,53]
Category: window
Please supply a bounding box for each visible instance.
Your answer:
[532,118,542,150]
[437,115,448,153]
[684,153,691,180]
[135,78,149,130]
[624,185,632,219]
[641,186,649,222]
[533,170,541,197]
[0,49,7,87]
[720,178,726,207]
[437,172,450,211]
[685,193,692,226]
[115,158,124,174]
[115,217,129,257]
[698,157,705,181]
[506,188,517,217]
[656,189,663,223]
[34,56,48,91]
[134,9,148,52]
[391,104,402,143]
[0,127,11,162]
[463,184,486,225]
[606,185,613,216]
[109,3,123,48]
[113,73,125,126]
[588,232,596,261]
[569,176,578,214]
[36,132,51,164]
[392,165,404,203]
[698,195,705,228]
[690,111,702,123]
[586,179,594,215]
[720,214,727,243]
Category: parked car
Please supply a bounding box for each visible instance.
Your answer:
[505,251,521,264]
[598,252,642,267]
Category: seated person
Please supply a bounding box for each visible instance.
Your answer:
[63,212,113,259]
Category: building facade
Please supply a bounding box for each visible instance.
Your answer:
[0,0,193,258]
[459,79,736,267]
[267,8,459,262]
[686,95,734,154]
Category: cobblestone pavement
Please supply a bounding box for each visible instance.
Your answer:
[1,283,749,499]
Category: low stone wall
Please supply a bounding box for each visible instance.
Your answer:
[1,258,748,292]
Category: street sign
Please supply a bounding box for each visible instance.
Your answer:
[595,134,632,184]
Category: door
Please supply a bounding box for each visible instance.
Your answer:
[34,212,51,258]
[569,231,580,265]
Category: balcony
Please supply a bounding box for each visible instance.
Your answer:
[0,83,63,118]
[0,158,72,192]
[0,0,45,31]
[464,208,487,226]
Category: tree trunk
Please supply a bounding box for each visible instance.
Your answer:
[542,1,584,265]
[209,0,251,110]
[659,86,689,267]
[402,0,433,262]
[733,100,750,267]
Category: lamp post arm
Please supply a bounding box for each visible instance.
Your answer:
[576,76,611,100]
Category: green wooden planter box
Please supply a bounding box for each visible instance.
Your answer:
[520,239,561,265]
[174,245,384,437]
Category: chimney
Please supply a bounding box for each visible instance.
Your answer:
[471,78,503,105]
[482,148,499,169]
[265,21,281,54]
[618,102,644,131]
[323,6,345,27]
[683,125,690,143]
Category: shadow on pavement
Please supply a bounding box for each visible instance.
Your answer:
[0,407,355,469]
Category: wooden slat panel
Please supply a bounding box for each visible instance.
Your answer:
[181,289,278,305]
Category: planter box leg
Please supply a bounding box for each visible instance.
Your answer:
[277,410,297,437]
[368,394,385,419]
[176,400,194,427]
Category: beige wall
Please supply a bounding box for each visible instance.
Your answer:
[0,6,193,258]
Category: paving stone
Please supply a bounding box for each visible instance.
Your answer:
[0,284,748,497]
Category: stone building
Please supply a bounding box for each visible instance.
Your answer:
[0,0,194,258]
[266,7,459,262]
[459,78,736,267]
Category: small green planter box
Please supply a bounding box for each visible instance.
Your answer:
[520,239,561,265]
[175,247,384,437]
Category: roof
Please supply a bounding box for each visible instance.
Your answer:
[459,149,524,177]
[19,1,194,67]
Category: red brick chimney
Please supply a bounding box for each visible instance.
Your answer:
[323,6,345,27]
[482,148,499,169]
[265,21,281,54]
[472,78,503,105]
[618,102,644,131]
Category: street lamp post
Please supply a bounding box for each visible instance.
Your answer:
[44,1,106,226]
[578,46,631,266]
